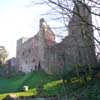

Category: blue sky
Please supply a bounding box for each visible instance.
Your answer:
[2,0,98,59]
[0,0,67,59]
[0,0,54,58]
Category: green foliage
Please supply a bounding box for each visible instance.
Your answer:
[0,88,37,100]
[0,46,8,64]
[44,80,63,90]
[15,88,37,97]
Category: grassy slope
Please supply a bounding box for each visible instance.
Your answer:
[0,71,55,94]
[0,70,57,99]
[0,71,100,100]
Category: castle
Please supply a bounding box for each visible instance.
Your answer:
[16,4,97,73]
[16,18,55,72]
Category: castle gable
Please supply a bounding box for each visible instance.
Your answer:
[39,18,55,46]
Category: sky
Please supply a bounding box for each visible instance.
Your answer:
[0,0,55,59]
[0,0,67,59]
[0,0,99,59]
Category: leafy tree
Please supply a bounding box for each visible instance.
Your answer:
[0,46,8,65]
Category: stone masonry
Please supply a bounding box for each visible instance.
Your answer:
[45,3,97,73]
[16,3,97,73]
[16,19,55,73]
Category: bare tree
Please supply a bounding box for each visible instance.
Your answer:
[32,0,100,44]
[29,1,100,99]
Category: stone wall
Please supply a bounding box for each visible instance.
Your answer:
[45,3,97,73]
[16,37,40,72]
[16,19,55,73]
[16,4,97,73]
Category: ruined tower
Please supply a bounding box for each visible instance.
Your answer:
[37,18,55,71]
[66,3,97,65]
[45,3,97,73]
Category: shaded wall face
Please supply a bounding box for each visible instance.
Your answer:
[68,4,93,37]
[64,4,96,65]
[46,4,97,73]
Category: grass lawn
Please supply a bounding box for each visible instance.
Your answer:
[0,70,58,99]
[0,71,56,93]
[0,70,100,100]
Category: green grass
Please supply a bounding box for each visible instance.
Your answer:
[0,88,37,100]
[0,70,100,100]
[0,70,57,99]
[0,70,55,94]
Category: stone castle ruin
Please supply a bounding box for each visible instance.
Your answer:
[16,18,55,72]
[16,3,97,73]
